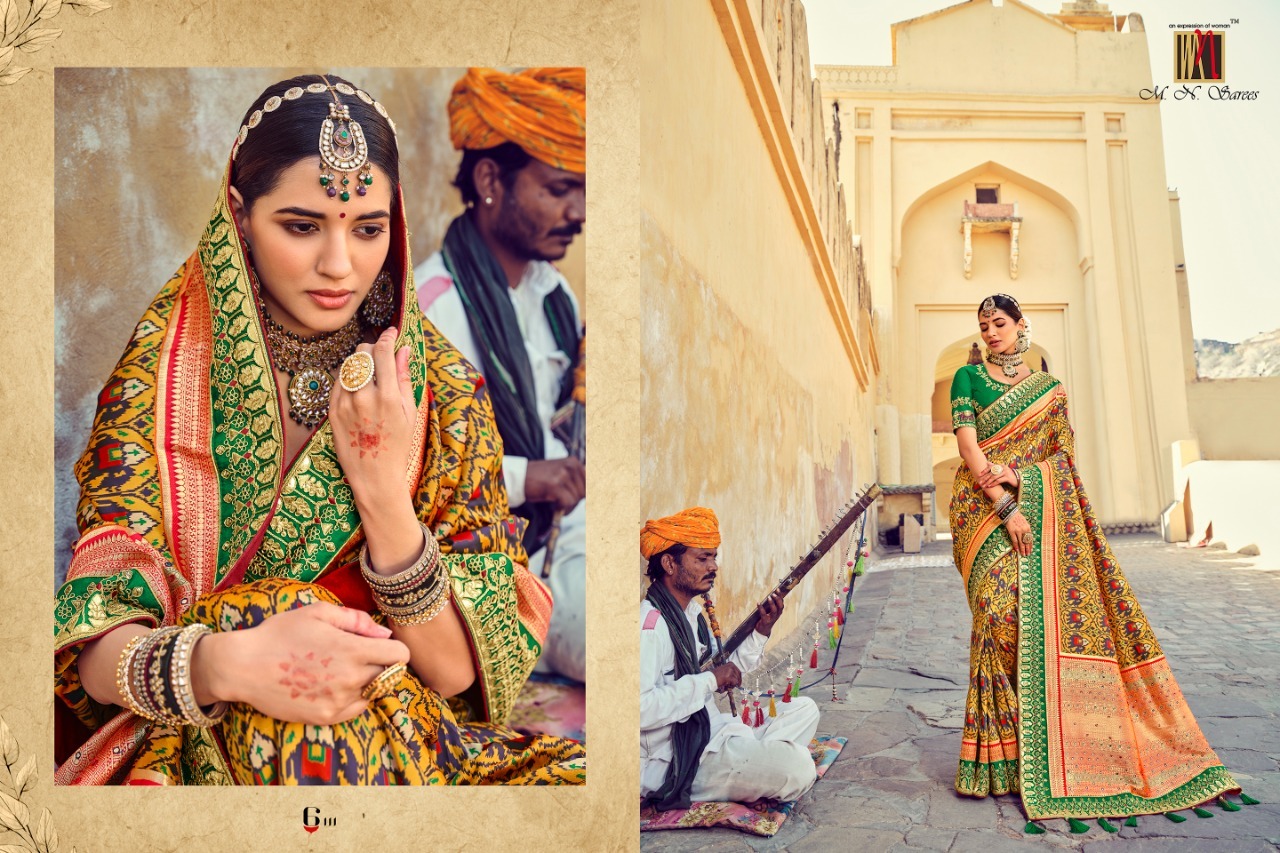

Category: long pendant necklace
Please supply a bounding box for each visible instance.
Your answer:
[985,348,1024,379]
[257,293,364,427]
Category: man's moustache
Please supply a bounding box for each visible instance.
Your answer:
[548,225,582,238]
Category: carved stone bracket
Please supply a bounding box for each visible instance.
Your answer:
[1010,220,1021,279]
[963,220,973,279]
[960,201,1023,280]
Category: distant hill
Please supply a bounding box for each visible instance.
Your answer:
[1195,329,1280,378]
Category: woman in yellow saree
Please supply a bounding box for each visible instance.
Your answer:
[949,294,1249,830]
[54,74,585,785]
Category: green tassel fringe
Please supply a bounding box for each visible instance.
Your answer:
[1067,817,1090,834]
[1123,816,1138,827]
[1024,821,1046,835]
[1240,792,1261,805]
[1098,818,1117,833]
[1166,811,1187,823]
[1219,796,1241,812]
[1193,807,1214,819]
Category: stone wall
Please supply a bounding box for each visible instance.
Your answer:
[641,0,876,641]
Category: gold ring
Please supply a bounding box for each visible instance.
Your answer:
[361,662,406,701]
[1020,531,1034,545]
[990,464,1004,477]
[339,351,375,392]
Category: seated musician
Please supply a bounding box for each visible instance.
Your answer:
[639,507,820,809]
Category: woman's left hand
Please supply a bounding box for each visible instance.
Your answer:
[329,327,417,506]
[976,462,1018,490]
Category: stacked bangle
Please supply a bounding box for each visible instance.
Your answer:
[115,624,229,727]
[360,522,452,626]
[996,497,1021,523]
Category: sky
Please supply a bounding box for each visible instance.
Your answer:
[800,0,1280,344]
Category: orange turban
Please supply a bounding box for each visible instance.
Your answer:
[640,508,721,559]
[448,67,586,173]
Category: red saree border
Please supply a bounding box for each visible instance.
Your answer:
[156,263,220,601]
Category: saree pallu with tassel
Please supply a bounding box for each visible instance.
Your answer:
[53,171,584,785]
[949,371,1236,819]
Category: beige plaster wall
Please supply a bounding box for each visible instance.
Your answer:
[54,67,585,584]
[1187,378,1280,461]
[820,0,1194,524]
[641,0,876,643]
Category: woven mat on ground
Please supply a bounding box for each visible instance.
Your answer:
[507,672,586,743]
[639,735,846,837]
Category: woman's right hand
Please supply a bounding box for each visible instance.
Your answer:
[1005,510,1034,557]
[194,603,410,726]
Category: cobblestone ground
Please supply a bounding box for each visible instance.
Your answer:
[641,534,1280,852]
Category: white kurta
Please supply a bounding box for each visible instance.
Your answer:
[415,251,586,682]
[640,597,821,804]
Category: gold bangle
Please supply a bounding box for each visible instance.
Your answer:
[360,522,440,592]
[115,634,149,717]
[388,589,452,626]
[361,662,407,701]
[170,625,229,727]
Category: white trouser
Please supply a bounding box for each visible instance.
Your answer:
[529,499,586,682]
[689,696,821,803]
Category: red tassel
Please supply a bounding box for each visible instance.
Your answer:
[741,701,752,726]
[835,606,845,626]
[782,676,793,702]
[810,646,819,669]
[753,701,764,727]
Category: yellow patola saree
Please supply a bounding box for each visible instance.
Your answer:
[949,364,1240,822]
[53,167,585,786]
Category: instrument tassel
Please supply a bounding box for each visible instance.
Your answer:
[810,644,819,669]
[767,689,777,717]
[741,699,752,726]
[782,676,792,703]
[753,697,764,728]
[792,667,803,697]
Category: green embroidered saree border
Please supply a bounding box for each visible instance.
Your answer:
[976,372,1058,442]
[1016,464,1236,819]
[445,553,541,724]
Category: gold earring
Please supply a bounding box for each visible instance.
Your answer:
[359,270,395,327]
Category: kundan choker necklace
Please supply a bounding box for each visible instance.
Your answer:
[985,348,1024,379]
[257,294,364,427]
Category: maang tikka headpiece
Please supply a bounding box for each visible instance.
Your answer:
[231,79,398,203]
[980,296,999,319]
[319,99,372,202]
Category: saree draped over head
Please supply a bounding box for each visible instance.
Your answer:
[53,164,585,786]
[948,364,1235,820]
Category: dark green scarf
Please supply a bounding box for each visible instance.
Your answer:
[441,213,581,550]
[644,582,713,811]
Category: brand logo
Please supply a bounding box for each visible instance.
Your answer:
[302,806,336,834]
[1175,29,1224,82]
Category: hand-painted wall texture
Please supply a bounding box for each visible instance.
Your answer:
[53,67,584,585]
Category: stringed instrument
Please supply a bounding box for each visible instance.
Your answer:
[702,483,882,670]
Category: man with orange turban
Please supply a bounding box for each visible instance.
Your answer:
[416,68,587,682]
[640,508,820,811]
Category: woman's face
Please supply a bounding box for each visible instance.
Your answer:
[231,156,394,338]
[979,308,1024,355]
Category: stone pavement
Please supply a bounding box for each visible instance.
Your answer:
[641,534,1280,852]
